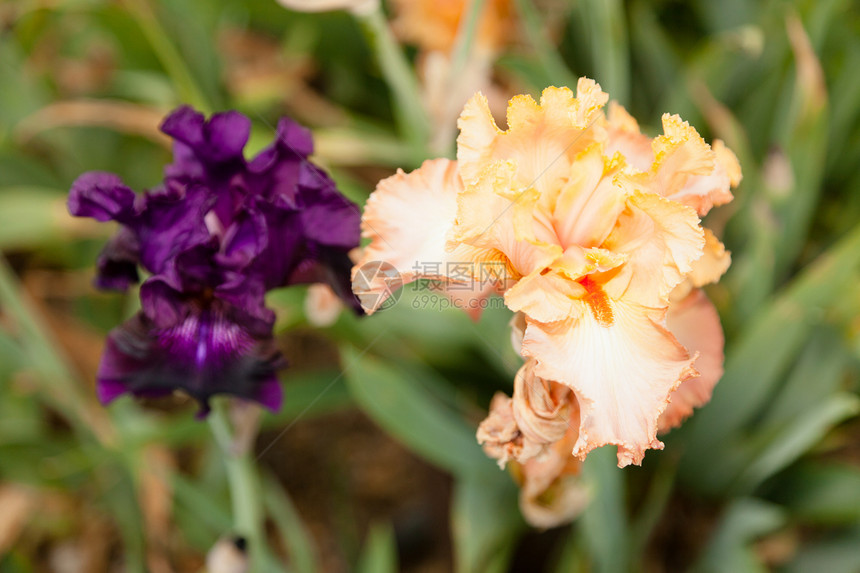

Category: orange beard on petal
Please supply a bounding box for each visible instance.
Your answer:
[579,276,614,327]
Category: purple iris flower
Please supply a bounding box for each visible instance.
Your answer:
[69,106,363,416]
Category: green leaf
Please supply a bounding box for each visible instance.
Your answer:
[629,455,678,559]
[172,472,232,538]
[354,7,430,161]
[315,128,414,168]
[0,440,98,487]
[0,42,50,137]
[767,462,860,524]
[552,534,589,573]
[0,254,98,441]
[826,44,860,177]
[356,522,398,573]
[512,0,578,88]
[733,393,860,493]
[628,0,680,111]
[573,0,630,106]
[578,447,630,573]
[157,0,225,109]
[0,187,68,249]
[757,327,848,429]
[0,551,37,573]
[265,369,353,428]
[693,498,785,573]
[263,474,319,573]
[692,0,754,33]
[344,289,477,359]
[451,472,524,573]
[681,224,860,488]
[781,526,860,573]
[123,0,212,111]
[0,153,63,188]
[770,14,829,281]
[98,463,147,573]
[341,346,493,477]
[496,55,556,93]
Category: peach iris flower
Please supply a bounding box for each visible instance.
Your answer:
[390,0,514,152]
[357,79,740,478]
[477,356,588,527]
[390,0,513,55]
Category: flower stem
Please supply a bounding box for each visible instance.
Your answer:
[208,398,267,571]
[124,0,212,112]
[356,6,430,162]
[0,253,114,442]
[448,0,488,82]
[513,0,578,87]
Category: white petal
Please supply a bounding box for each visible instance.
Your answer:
[522,299,697,467]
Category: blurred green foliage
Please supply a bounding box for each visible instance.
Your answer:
[0,0,859,571]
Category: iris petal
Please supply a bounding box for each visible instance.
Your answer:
[70,106,363,414]
[161,106,251,178]
[97,309,285,414]
[94,227,140,290]
[68,172,137,223]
